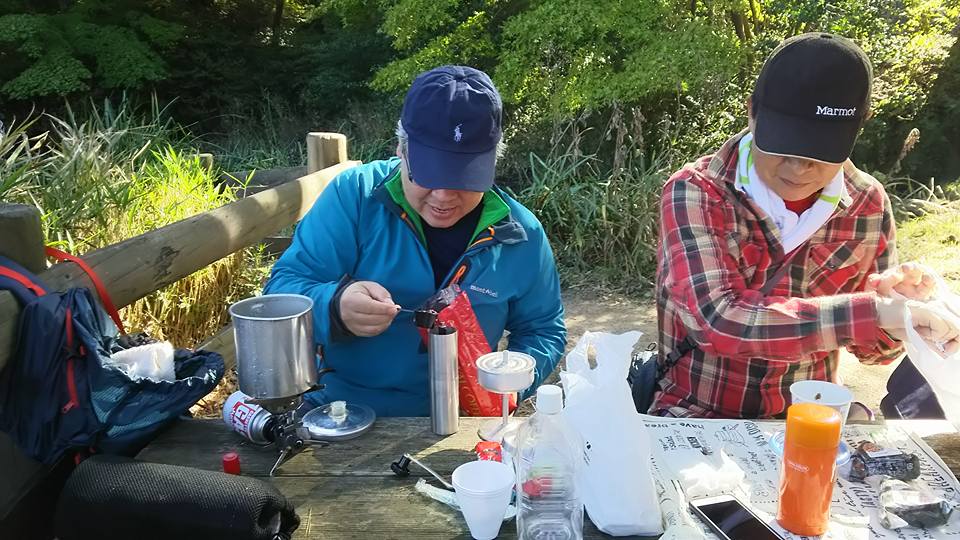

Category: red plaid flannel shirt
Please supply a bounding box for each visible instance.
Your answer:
[652,131,903,419]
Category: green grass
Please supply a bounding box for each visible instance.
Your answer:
[6,92,958,343]
[874,165,960,291]
[2,98,193,251]
[203,94,307,172]
[106,147,270,345]
[1,99,269,346]
[898,199,960,290]
[203,93,396,173]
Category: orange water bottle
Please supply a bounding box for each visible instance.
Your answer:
[777,403,842,536]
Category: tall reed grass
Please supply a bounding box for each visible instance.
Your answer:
[1,99,268,346]
[513,104,677,292]
[514,105,960,293]
[207,94,307,172]
[202,93,396,172]
[103,147,269,346]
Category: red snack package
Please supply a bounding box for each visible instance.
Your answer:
[474,441,503,462]
[418,287,517,417]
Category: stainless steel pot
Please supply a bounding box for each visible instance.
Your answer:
[229,294,318,400]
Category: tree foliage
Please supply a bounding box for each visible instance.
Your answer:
[760,0,960,174]
[355,0,959,179]
[0,0,957,182]
[0,2,182,100]
[365,0,740,116]
[907,32,960,183]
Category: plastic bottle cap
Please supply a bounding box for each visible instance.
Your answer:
[330,400,348,421]
[785,403,842,449]
[222,452,241,475]
[536,385,563,414]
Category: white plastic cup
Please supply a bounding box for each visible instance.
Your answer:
[790,380,854,430]
[452,460,514,540]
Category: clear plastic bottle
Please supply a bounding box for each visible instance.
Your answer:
[515,385,584,540]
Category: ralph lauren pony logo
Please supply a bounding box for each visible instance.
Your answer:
[454,124,463,143]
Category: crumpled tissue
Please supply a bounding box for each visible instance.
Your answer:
[106,341,176,382]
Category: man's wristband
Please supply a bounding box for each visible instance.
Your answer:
[329,274,357,340]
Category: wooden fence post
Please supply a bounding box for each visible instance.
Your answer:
[0,203,47,528]
[0,204,45,273]
[197,153,214,172]
[306,133,348,173]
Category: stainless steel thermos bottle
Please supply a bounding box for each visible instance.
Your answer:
[428,324,459,435]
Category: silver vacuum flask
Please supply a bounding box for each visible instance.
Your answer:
[428,324,459,435]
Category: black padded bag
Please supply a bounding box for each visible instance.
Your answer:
[54,455,300,540]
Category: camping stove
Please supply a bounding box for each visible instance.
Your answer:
[246,392,322,476]
[223,373,335,475]
[228,294,326,476]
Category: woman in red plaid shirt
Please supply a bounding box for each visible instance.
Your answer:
[652,33,960,419]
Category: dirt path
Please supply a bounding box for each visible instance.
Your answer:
[560,287,898,414]
[562,287,658,344]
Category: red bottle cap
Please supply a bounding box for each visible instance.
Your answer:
[222,452,241,475]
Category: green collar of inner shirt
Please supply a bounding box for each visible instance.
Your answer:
[383,170,510,244]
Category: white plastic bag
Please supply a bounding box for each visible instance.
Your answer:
[884,267,960,429]
[902,292,960,430]
[560,331,663,536]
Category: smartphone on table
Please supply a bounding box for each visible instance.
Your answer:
[689,494,784,540]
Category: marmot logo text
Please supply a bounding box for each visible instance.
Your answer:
[816,106,856,117]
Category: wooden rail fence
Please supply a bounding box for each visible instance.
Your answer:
[0,131,357,528]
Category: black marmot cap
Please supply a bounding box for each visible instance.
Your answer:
[752,33,873,164]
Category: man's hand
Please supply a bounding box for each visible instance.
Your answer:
[877,297,960,355]
[865,262,937,301]
[339,281,399,337]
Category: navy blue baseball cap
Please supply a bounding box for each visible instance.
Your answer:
[401,65,502,192]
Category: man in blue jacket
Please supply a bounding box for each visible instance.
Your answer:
[264,65,566,416]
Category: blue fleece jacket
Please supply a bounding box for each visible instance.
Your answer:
[264,158,566,416]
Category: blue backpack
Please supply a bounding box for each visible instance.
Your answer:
[0,254,224,464]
